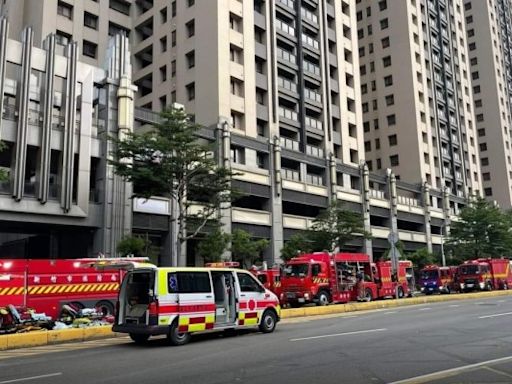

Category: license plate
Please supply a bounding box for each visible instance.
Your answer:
[298,298,305,303]
[467,284,474,287]
[287,292,296,299]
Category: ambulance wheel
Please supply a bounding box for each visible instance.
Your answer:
[397,287,405,299]
[95,300,115,316]
[129,333,149,344]
[317,291,330,306]
[364,288,373,302]
[168,321,191,346]
[259,310,277,334]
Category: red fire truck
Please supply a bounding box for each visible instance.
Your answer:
[458,258,512,292]
[281,252,412,307]
[0,258,146,320]
[249,264,282,301]
[419,265,458,294]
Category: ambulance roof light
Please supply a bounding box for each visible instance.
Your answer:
[205,262,240,268]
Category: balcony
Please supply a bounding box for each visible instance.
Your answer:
[303,60,320,76]
[276,19,295,38]
[301,34,319,50]
[282,136,300,151]
[279,106,298,121]
[306,144,324,158]
[278,76,297,93]
[306,174,323,186]
[304,88,321,103]
[305,116,323,131]
[282,168,300,181]
[301,8,318,25]
[276,47,297,64]
[277,0,295,11]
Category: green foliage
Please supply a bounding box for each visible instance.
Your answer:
[117,235,148,257]
[280,232,314,261]
[446,197,512,260]
[406,248,438,270]
[231,229,269,268]
[308,200,369,252]
[109,107,237,264]
[382,240,405,260]
[196,228,230,264]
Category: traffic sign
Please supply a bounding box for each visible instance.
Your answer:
[388,232,399,245]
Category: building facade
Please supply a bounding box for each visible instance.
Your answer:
[0,17,135,259]
[357,0,482,201]
[464,0,512,208]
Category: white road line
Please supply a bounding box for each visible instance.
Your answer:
[449,304,460,307]
[384,311,397,314]
[418,307,431,311]
[0,373,62,384]
[479,311,512,319]
[388,355,512,384]
[290,328,387,342]
[497,300,506,303]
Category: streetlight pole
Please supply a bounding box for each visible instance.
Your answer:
[440,224,446,267]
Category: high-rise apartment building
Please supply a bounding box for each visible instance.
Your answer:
[357,0,482,200]
[0,0,132,66]
[464,0,512,207]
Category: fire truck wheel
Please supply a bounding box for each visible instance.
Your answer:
[130,333,150,344]
[317,291,330,306]
[95,300,115,316]
[364,288,373,302]
[397,287,405,299]
[259,310,277,333]
[486,282,493,291]
[168,321,191,346]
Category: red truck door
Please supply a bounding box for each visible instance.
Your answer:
[0,260,26,308]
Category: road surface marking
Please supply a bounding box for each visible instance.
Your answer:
[497,300,506,303]
[0,373,62,384]
[388,355,512,384]
[384,311,397,314]
[418,308,431,311]
[479,311,512,319]
[448,304,460,307]
[290,328,387,342]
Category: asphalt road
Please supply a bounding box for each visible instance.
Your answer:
[2,295,512,384]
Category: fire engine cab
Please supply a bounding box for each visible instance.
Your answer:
[419,265,458,294]
[108,261,281,346]
[458,258,512,292]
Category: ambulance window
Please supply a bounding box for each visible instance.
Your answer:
[312,264,321,276]
[237,272,263,292]
[174,272,211,293]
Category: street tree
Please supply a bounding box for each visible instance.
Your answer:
[308,200,369,252]
[0,142,7,181]
[117,235,148,257]
[406,247,437,270]
[446,197,512,260]
[196,227,230,264]
[280,232,314,261]
[110,107,236,266]
[231,229,269,268]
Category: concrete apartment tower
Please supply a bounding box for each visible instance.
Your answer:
[464,0,512,208]
[357,0,482,201]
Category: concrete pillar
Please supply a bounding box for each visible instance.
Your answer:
[271,135,284,264]
[360,162,373,260]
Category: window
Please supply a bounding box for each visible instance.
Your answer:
[186,51,195,69]
[365,141,371,151]
[160,7,167,23]
[375,138,380,149]
[387,114,396,125]
[160,66,166,82]
[160,36,167,52]
[390,154,399,166]
[385,94,394,106]
[481,158,489,166]
[384,75,393,86]
[388,134,397,146]
[186,19,195,37]
[109,22,130,37]
[482,172,491,181]
[55,30,72,46]
[83,40,97,58]
[186,83,195,101]
[171,1,176,17]
[237,273,263,292]
[188,0,195,6]
[171,30,176,47]
[84,12,98,29]
[380,18,389,30]
[363,121,370,132]
[379,0,387,11]
[311,264,321,277]
[230,146,245,164]
[484,187,492,196]
[57,1,73,19]
[109,0,130,15]
[169,272,211,293]
[377,158,382,169]
[479,143,487,151]
[383,56,391,67]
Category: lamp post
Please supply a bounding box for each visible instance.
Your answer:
[440,224,446,267]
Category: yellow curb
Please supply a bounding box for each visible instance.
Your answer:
[83,326,116,340]
[7,330,48,349]
[47,327,85,344]
[280,290,512,319]
[0,333,8,351]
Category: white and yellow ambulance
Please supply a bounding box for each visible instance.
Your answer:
[108,261,281,345]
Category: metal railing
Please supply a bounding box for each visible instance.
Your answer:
[282,168,300,181]
[282,137,300,151]
[279,106,298,121]
[305,116,323,131]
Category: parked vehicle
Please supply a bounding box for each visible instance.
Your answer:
[280,252,412,307]
[110,260,280,345]
[0,258,146,320]
[249,264,282,302]
[419,265,458,294]
[458,258,512,292]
